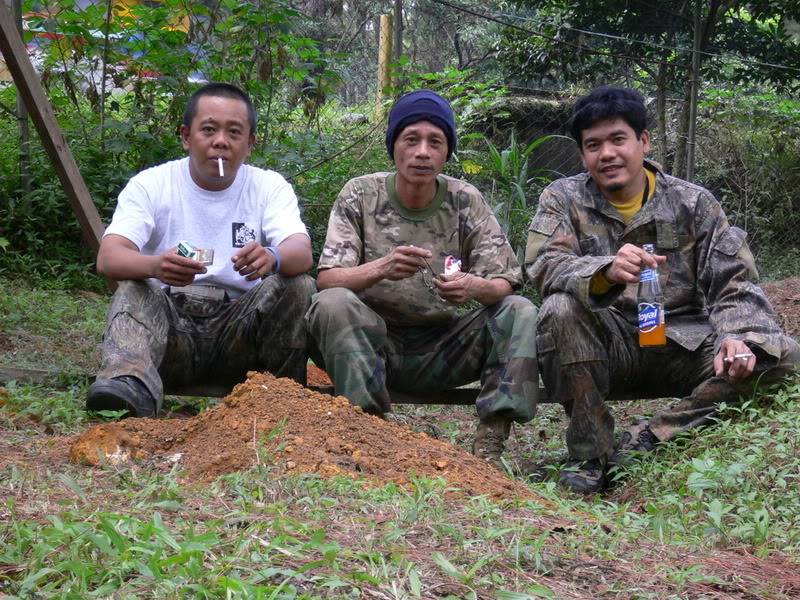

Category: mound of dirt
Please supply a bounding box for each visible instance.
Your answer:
[763,277,800,338]
[306,363,333,387]
[71,372,533,500]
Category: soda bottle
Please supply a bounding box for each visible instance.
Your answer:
[637,243,666,347]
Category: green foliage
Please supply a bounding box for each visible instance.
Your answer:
[0,382,87,432]
[1,0,339,286]
[611,377,800,553]
[694,90,800,277]
[403,67,509,133]
[460,132,564,263]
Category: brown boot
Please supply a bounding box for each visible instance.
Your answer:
[472,413,512,470]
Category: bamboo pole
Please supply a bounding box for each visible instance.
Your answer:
[376,13,393,119]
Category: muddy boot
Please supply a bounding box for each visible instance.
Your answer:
[608,421,659,467]
[472,413,512,470]
[87,376,157,418]
[559,458,606,494]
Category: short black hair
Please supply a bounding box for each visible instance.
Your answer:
[569,86,648,147]
[182,83,257,135]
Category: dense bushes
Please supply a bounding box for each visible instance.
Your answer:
[694,91,800,279]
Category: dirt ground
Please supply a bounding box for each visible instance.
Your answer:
[70,371,534,501]
[761,277,800,337]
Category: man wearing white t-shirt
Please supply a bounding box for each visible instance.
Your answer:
[87,83,315,417]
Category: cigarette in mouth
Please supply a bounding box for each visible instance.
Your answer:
[218,157,224,177]
[723,353,754,363]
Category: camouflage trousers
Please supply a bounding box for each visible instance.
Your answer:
[97,275,316,411]
[305,287,539,422]
[538,292,800,461]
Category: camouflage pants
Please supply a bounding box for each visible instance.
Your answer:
[305,287,539,422]
[538,292,800,461]
[97,275,316,410]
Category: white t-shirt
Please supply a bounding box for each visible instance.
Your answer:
[104,157,308,298]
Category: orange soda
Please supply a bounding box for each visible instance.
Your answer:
[637,243,666,347]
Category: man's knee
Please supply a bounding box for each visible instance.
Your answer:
[537,293,608,366]
[306,287,363,330]
[252,273,316,304]
[306,288,385,354]
[108,280,166,321]
[113,279,160,303]
[280,273,317,298]
[537,293,584,333]
[492,294,538,328]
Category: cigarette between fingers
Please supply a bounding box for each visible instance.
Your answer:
[723,353,754,363]
[218,157,224,177]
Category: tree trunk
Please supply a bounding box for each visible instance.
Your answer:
[672,79,693,179]
[654,63,669,170]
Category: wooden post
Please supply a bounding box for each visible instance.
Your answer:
[12,0,30,195]
[0,1,104,253]
[376,13,393,119]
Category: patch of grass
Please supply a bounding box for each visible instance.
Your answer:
[0,277,108,373]
[0,279,107,338]
[605,377,800,554]
[0,382,88,433]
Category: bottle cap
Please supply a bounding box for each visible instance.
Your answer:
[642,243,655,254]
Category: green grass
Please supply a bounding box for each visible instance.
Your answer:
[0,278,108,373]
[2,277,800,598]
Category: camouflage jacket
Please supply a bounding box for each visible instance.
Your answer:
[524,161,785,358]
[319,172,522,326]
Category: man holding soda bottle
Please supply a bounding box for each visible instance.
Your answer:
[524,86,800,493]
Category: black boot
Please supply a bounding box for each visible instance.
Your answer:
[559,458,606,494]
[86,376,157,418]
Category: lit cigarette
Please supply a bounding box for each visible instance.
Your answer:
[723,353,754,363]
[218,157,224,177]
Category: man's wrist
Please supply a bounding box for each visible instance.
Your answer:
[265,246,282,274]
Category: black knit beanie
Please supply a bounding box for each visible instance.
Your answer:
[385,90,457,160]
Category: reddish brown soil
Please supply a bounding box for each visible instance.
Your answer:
[306,363,332,387]
[763,277,800,338]
[71,372,534,501]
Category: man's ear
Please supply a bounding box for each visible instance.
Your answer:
[247,133,256,157]
[640,129,652,154]
[180,125,191,150]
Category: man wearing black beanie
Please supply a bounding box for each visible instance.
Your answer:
[306,90,539,470]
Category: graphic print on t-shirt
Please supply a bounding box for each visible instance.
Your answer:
[232,223,256,248]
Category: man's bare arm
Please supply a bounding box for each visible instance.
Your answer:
[276,233,314,276]
[434,274,512,306]
[317,245,431,292]
[231,233,313,280]
[97,234,204,285]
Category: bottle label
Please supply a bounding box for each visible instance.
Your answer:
[640,268,656,282]
[638,302,663,332]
